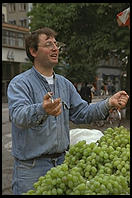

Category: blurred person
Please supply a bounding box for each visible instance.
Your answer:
[80,83,92,104]
[91,84,96,97]
[7,27,129,195]
[101,83,105,96]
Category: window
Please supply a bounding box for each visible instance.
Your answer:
[17,33,25,47]
[19,3,27,11]
[8,3,16,12]
[9,31,16,46]
[2,29,25,48]
[9,20,16,25]
[19,19,27,28]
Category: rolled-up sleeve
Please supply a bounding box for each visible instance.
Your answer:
[7,79,48,129]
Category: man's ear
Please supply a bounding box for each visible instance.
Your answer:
[29,47,37,58]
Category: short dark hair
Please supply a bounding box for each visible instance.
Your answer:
[25,27,58,63]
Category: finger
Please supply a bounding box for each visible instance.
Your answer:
[120,90,127,95]
[49,103,62,116]
[118,96,129,104]
[53,102,62,112]
[54,108,62,116]
[44,92,53,100]
[120,95,129,101]
[118,100,127,109]
[48,98,61,108]
[120,91,129,98]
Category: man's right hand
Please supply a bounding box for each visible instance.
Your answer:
[43,92,62,116]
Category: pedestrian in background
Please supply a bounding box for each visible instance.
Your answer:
[7,27,129,195]
[80,83,92,104]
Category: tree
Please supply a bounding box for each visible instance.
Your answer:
[28,3,129,76]
[27,3,130,117]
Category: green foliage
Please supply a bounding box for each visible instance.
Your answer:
[27,3,130,83]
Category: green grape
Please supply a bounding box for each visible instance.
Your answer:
[58,170,64,178]
[51,188,57,195]
[62,176,67,184]
[61,163,68,171]
[107,138,112,144]
[107,183,112,191]
[91,159,96,165]
[99,151,104,158]
[121,167,126,174]
[76,183,86,191]
[56,188,63,195]
[103,153,108,159]
[89,142,96,149]
[91,166,97,174]
[109,154,114,160]
[73,189,81,195]
[68,180,74,188]
[33,181,41,189]
[52,179,57,186]
[56,177,61,185]
[85,171,89,178]
[67,173,72,180]
[117,164,122,170]
[59,183,66,191]
[113,160,120,167]
[85,164,91,171]
[26,189,36,195]
[125,163,130,170]
[35,189,42,195]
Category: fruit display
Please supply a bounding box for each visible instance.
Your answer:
[23,126,130,195]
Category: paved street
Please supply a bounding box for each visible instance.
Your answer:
[2,98,130,195]
[2,103,13,195]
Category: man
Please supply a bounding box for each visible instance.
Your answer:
[7,27,129,195]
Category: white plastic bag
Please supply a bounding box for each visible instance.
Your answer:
[70,128,104,145]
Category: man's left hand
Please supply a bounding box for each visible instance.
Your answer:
[109,91,129,109]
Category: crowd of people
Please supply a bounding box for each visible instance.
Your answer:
[74,82,117,104]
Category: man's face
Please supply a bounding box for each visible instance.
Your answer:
[33,34,59,67]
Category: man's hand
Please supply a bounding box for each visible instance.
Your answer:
[109,91,129,109]
[43,92,62,116]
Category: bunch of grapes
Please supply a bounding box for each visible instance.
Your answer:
[23,126,130,195]
[23,164,86,195]
[84,174,129,195]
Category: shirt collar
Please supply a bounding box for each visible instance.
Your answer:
[32,66,56,81]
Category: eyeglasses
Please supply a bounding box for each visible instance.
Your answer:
[38,41,65,50]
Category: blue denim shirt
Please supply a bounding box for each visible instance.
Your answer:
[7,66,109,160]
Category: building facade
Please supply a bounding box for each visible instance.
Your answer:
[5,3,32,27]
[2,23,29,102]
[2,3,31,102]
